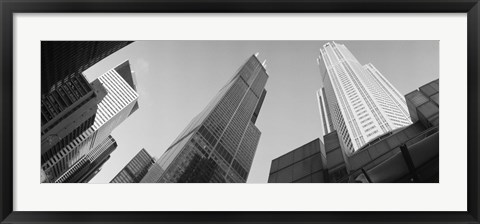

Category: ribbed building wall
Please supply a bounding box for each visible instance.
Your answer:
[55,135,117,183]
[42,62,139,182]
[317,42,412,154]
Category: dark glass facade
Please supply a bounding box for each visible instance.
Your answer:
[41,41,132,94]
[324,131,349,183]
[268,79,439,183]
[268,139,328,183]
[110,149,155,183]
[405,79,439,127]
[141,55,268,183]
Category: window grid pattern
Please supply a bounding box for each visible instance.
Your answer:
[143,55,268,183]
[323,46,364,153]
[318,42,412,154]
[41,73,93,125]
[111,149,154,183]
[42,66,138,182]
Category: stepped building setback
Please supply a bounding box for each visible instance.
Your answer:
[141,54,268,183]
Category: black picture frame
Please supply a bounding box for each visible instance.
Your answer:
[1,0,479,223]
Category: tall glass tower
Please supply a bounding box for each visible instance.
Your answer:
[317,42,412,155]
[110,148,155,183]
[141,54,268,183]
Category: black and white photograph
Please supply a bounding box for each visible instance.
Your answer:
[40,40,439,184]
[3,2,478,223]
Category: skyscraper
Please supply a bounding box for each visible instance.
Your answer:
[41,42,132,155]
[55,135,117,183]
[317,42,412,155]
[269,79,439,183]
[41,41,132,182]
[110,149,155,183]
[141,54,268,183]
[41,73,106,167]
[41,41,132,94]
[42,61,139,182]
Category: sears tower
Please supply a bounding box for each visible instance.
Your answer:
[317,42,412,155]
[142,54,268,183]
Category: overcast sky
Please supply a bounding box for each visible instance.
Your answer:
[83,40,439,183]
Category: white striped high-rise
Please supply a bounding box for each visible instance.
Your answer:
[317,42,412,155]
